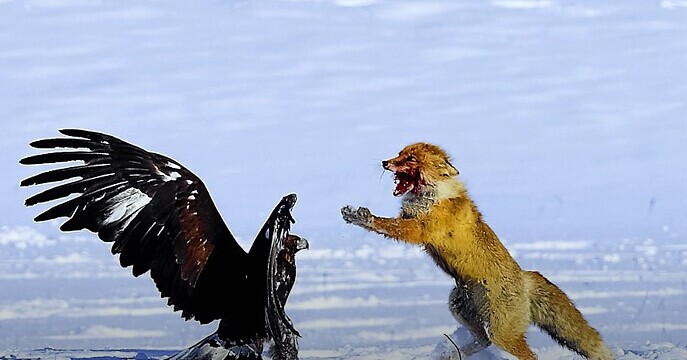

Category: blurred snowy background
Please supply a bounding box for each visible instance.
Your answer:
[1,0,686,359]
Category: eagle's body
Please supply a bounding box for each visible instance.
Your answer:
[20,129,307,360]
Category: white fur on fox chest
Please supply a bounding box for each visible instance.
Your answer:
[400,179,464,219]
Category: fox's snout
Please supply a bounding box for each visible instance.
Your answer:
[381,157,409,173]
[382,159,405,172]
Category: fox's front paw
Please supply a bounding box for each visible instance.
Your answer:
[341,206,373,226]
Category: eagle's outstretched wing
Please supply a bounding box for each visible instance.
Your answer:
[19,129,250,326]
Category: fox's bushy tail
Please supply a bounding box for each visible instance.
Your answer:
[525,271,614,360]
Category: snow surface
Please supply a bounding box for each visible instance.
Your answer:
[1,0,686,359]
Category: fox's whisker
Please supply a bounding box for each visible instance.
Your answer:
[378,168,388,182]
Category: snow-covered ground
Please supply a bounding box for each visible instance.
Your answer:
[1,0,686,359]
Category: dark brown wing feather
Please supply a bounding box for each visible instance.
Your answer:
[20,128,247,324]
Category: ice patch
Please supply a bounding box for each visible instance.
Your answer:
[63,306,170,318]
[617,342,687,359]
[603,253,621,263]
[354,244,375,259]
[299,245,422,260]
[289,295,445,310]
[570,287,685,300]
[298,249,351,260]
[0,298,169,320]
[291,278,450,295]
[46,325,165,340]
[0,299,69,320]
[0,226,55,249]
[75,296,162,306]
[0,349,163,360]
[635,239,658,256]
[348,325,455,343]
[34,252,94,265]
[510,240,591,251]
[609,323,687,332]
[0,272,39,280]
[578,306,608,315]
[297,317,402,330]
[289,295,382,310]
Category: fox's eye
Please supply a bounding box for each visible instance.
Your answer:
[406,155,417,162]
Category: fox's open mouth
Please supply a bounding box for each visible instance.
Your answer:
[393,169,421,196]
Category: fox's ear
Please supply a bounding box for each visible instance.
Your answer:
[446,160,459,176]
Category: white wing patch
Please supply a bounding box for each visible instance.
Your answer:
[160,171,181,182]
[153,162,182,182]
[165,161,182,170]
[100,187,152,227]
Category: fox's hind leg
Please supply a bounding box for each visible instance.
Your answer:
[487,291,537,360]
[448,286,491,356]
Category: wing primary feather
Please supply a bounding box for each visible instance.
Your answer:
[20,164,110,186]
[33,181,129,222]
[29,138,102,150]
[24,174,114,206]
[59,128,115,140]
[20,151,108,165]
[33,198,81,222]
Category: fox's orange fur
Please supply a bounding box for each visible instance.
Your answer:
[341,143,614,360]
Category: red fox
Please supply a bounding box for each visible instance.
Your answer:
[341,142,614,360]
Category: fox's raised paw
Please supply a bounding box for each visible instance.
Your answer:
[341,206,373,226]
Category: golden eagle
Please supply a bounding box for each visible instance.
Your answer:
[20,129,308,360]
